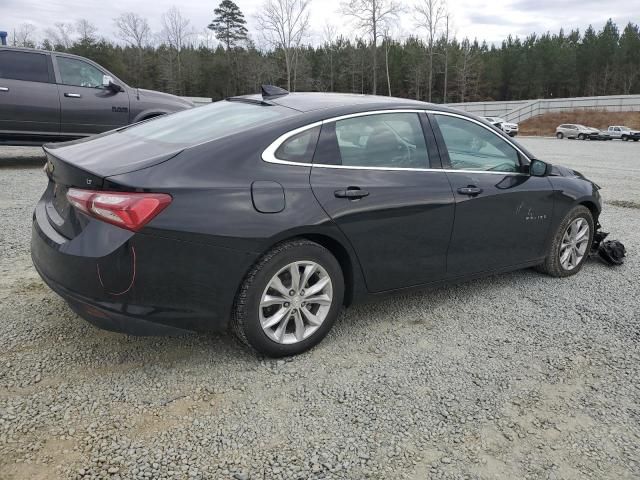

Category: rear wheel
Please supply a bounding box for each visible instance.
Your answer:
[556,132,564,139]
[232,239,344,357]
[536,206,593,278]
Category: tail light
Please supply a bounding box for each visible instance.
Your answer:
[66,189,172,232]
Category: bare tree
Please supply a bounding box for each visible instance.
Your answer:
[160,7,194,94]
[456,38,478,102]
[12,23,37,48]
[341,0,402,95]
[382,27,393,96]
[114,12,151,85]
[442,13,450,103]
[415,0,445,101]
[161,7,192,51]
[76,19,98,44]
[256,0,311,92]
[323,22,337,92]
[114,12,151,49]
[45,22,74,49]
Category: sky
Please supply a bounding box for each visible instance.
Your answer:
[1,0,637,47]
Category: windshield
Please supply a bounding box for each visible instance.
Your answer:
[120,100,296,145]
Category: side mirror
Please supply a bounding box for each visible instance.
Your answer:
[102,75,123,92]
[529,159,552,177]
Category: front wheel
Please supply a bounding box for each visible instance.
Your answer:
[622,135,629,141]
[578,133,585,140]
[536,206,594,277]
[232,239,344,357]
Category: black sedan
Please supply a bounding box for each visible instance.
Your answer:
[32,87,602,357]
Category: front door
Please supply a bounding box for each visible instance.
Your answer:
[54,55,130,136]
[0,50,60,138]
[430,112,554,277]
[309,111,455,293]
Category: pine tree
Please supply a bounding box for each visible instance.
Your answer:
[208,0,248,50]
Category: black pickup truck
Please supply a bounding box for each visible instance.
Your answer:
[0,47,193,145]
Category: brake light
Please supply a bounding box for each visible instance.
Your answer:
[66,188,172,231]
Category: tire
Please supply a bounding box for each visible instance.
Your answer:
[578,133,585,140]
[232,239,344,357]
[634,139,639,142]
[622,135,629,141]
[536,206,594,278]
[556,132,564,139]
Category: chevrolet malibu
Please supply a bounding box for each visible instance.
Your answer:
[32,87,602,357]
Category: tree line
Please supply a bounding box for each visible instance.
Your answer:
[8,0,640,103]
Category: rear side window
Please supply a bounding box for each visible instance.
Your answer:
[275,126,320,163]
[325,113,430,169]
[121,100,296,146]
[0,50,50,83]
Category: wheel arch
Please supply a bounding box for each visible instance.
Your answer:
[132,110,170,123]
[579,199,600,223]
[254,230,364,307]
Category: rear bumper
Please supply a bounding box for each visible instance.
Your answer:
[31,199,257,336]
[33,259,191,336]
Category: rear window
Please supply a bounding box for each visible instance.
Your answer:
[121,100,296,145]
[0,50,50,83]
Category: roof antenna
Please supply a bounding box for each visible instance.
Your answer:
[261,85,289,99]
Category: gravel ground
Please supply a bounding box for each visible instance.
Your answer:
[1,138,638,480]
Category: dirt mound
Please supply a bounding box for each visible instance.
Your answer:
[520,110,640,136]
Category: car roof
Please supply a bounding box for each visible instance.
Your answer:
[232,92,435,113]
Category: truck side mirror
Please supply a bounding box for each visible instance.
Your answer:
[102,75,123,93]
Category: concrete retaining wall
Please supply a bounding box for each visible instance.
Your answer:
[446,95,640,123]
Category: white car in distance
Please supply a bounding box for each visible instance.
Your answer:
[483,116,519,137]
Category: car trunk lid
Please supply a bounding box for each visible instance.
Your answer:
[42,134,182,239]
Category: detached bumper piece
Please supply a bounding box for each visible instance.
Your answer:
[591,226,626,266]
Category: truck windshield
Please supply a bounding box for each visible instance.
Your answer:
[120,100,296,145]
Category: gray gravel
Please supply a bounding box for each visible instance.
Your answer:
[1,138,639,479]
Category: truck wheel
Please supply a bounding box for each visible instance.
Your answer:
[622,135,629,141]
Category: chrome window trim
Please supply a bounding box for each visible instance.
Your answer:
[261,108,530,176]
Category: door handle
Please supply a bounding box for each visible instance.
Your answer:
[457,186,483,196]
[334,188,370,199]
[0,87,8,92]
[64,93,81,98]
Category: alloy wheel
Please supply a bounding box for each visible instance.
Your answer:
[259,261,333,344]
[559,218,590,271]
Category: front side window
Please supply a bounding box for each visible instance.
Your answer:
[0,51,50,83]
[57,57,104,88]
[331,113,429,169]
[435,114,521,172]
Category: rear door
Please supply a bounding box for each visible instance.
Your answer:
[309,111,455,293]
[0,49,60,139]
[53,55,130,136]
[430,112,554,277]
